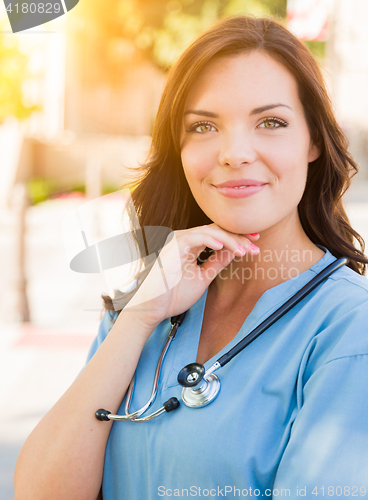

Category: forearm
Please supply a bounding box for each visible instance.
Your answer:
[14,311,154,500]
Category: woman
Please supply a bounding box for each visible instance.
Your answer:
[15,15,368,500]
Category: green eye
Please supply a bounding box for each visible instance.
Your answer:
[264,120,277,128]
[198,124,213,133]
[186,121,215,134]
[259,117,288,129]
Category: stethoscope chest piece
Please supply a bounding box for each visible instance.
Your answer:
[181,373,220,408]
[178,362,221,408]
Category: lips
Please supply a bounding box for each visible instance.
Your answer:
[214,178,267,188]
[213,178,268,199]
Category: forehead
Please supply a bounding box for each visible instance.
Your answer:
[184,51,301,111]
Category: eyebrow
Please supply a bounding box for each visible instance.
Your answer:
[183,103,292,118]
[250,103,292,115]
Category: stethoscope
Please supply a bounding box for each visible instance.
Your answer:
[95,256,348,423]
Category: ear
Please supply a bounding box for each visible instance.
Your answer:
[308,141,321,163]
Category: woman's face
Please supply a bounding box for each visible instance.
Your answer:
[180,51,320,235]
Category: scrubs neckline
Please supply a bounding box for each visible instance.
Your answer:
[190,245,335,370]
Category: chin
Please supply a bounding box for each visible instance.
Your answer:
[216,222,258,235]
[214,209,286,235]
[210,210,264,234]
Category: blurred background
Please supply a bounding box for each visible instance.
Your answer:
[1,0,368,497]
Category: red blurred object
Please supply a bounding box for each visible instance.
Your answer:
[287,0,330,41]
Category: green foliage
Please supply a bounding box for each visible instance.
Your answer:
[304,41,326,61]
[27,178,59,204]
[103,183,123,196]
[27,178,122,205]
[70,0,287,73]
[222,0,271,17]
[0,22,40,123]
[152,0,219,68]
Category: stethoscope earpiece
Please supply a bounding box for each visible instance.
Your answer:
[163,397,180,412]
[95,409,111,421]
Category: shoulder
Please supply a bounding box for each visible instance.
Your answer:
[324,263,368,295]
[301,264,368,377]
[308,262,368,313]
[100,309,119,336]
[86,309,118,363]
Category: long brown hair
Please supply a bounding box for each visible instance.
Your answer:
[104,15,368,312]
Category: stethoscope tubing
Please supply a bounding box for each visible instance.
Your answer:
[217,256,349,368]
[123,322,179,422]
[101,314,185,422]
[96,256,348,423]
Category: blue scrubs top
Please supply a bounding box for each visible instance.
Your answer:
[86,247,368,499]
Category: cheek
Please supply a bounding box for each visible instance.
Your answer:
[181,143,215,184]
[266,136,309,185]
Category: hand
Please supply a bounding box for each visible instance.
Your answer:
[122,224,260,331]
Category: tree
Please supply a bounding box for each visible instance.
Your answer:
[69,0,287,78]
[0,20,39,123]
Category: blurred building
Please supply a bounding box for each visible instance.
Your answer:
[288,0,368,180]
[325,0,368,180]
[6,0,368,201]
[8,16,165,199]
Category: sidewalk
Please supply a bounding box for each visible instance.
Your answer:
[0,186,367,499]
[0,323,95,499]
[0,196,104,499]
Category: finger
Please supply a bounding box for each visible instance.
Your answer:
[198,247,239,285]
[245,232,260,241]
[236,234,260,254]
[203,225,260,253]
[205,223,260,244]
[189,226,256,256]
[180,232,245,258]
[160,233,224,278]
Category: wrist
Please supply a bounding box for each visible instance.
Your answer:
[114,307,161,342]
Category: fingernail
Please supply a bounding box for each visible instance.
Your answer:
[214,239,223,247]
[238,244,246,252]
[249,243,260,252]
[250,233,259,237]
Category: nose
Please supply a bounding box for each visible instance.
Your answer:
[218,128,257,168]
